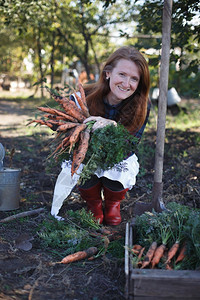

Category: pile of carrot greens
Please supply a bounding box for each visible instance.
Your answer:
[131,202,200,270]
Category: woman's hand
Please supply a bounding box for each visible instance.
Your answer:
[83,116,117,132]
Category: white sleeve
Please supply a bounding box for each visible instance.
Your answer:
[70,92,82,110]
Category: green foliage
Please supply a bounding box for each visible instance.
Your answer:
[37,210,125,260]
[79,124,138,184]
[0,0,199,97]
[107,238,125,259]
[37,212,100,257]
[134,202,200,270]
[134,0,200,98]
[0,0,134,85]
[67,208,101,231]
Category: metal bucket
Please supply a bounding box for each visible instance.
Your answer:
[0,168,21,211]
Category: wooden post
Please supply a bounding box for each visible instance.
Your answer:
[152,0,173,211]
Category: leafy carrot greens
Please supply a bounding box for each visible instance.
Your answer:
[78,124,138,184]
[133,202,200,270]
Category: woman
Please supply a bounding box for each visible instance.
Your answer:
[74,46,150,226]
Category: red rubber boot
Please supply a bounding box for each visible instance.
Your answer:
[78,182,103,224]
[103,186,129,226]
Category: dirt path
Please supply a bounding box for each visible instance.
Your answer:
[0,99,35,137]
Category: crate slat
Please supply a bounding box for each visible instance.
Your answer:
[130,269,200,298]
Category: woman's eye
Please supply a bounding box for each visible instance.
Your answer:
[131,77,139,82]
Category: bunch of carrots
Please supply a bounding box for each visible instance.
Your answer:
[28,83,92,176]
[130,208,191,270]
[130,240,186,270]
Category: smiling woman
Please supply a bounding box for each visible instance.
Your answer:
[84,46,150,133]
[105,58,140,105]
[73,46,151,226]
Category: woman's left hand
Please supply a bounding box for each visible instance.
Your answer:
[83,116,117,132]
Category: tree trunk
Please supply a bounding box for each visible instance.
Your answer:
[50,31,56,89]
[152,0,173,211]
[89,38,100,75]
[36,28,44,98]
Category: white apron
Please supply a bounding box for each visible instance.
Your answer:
[51,154,139,219]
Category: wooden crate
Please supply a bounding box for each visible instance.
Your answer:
[125,222,200,300]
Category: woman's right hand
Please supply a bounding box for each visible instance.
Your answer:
[83,116,117,132]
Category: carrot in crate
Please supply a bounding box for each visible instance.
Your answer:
[165,241,180,264]
[131,244,143,255]
[175,242,186,264]
[137,247,145,267]
[141,241,157,269]
[151,226,171,269]
[151,244,166,268]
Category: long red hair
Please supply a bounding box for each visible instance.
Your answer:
[84,46,150,133]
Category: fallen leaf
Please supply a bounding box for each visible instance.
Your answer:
[15,233,34,251]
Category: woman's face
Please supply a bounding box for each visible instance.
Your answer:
[106,58,140,106]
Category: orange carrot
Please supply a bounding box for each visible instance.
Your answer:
[151,244,166,268]
[131,244,143,255]
[60,247,98,264]
[59,113,78,123]
[69,123,87,153]
[58,97,86,122]
[56,135,70,152]
[46,89,63,105]
[52,109,79,122]
[71,147,78,176]
[71,127,90,175]
[165,262,173,270]
[56,122,78,132]
[62,135,70,146]
[48,142,63,158]
[37,106,62,115]
[88,256,95,261]
[48,135,71,159]
[165,241,180,264]
[138,247,145,260]
[27,119,54,129]
[78,82,87,107]
[57,142,70,157]
[43,114,67,121]
[38,107,78,122]
[141,241,157,269]
[175,243,186,264]
[46,120,65,126]
[74,90,90,118]
[46,88,86,122]
[137,246,145,267]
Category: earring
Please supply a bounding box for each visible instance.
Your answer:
[106,77,109,80]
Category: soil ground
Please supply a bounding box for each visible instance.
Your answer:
[0,92,199,300]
